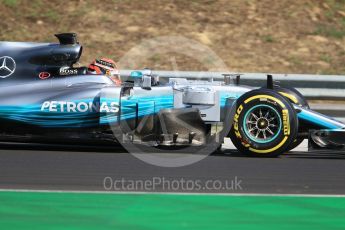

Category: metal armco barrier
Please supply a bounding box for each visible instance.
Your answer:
[120,70,345,100]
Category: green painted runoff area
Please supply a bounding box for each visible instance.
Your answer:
[0,191,344,230]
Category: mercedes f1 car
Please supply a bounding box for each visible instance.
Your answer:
[0,33,344,157]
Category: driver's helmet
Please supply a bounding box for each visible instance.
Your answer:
[88,58,121,86]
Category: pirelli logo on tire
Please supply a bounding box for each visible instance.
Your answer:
[230,90,298,156]
[282,109,290,136]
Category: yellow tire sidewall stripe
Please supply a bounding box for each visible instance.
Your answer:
[249,136,288,154]
[241,94,290,154]
[278,92,299,104]
[244,95,286,108]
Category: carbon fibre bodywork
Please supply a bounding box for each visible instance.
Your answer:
[1,34,345,150]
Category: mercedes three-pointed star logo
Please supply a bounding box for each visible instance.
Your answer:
[0,56,16,78]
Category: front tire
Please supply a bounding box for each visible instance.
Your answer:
[275,87,309,151]
[229,89,298,157]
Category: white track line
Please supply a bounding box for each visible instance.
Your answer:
[0,188,344,198]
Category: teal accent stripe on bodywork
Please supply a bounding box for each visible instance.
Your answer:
[220,92,240,107]
[0,95,174,128]
[0,104,99,128]
[297,110,344,129]
[1,91,341,131]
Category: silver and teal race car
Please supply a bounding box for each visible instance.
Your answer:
[0,33,344,157]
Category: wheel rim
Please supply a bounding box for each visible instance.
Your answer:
[243,104,282,144]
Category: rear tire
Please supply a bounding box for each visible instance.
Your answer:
[229,89,298,157]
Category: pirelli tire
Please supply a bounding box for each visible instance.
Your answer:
[229,89,298,157]
[275,87,309,151]
[275,87,309,108]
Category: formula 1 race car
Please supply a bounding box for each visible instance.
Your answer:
[0,33,344,157]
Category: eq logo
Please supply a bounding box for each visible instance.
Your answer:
[0,56,16,78]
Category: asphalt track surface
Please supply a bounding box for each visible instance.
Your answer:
[1,139,345,195]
